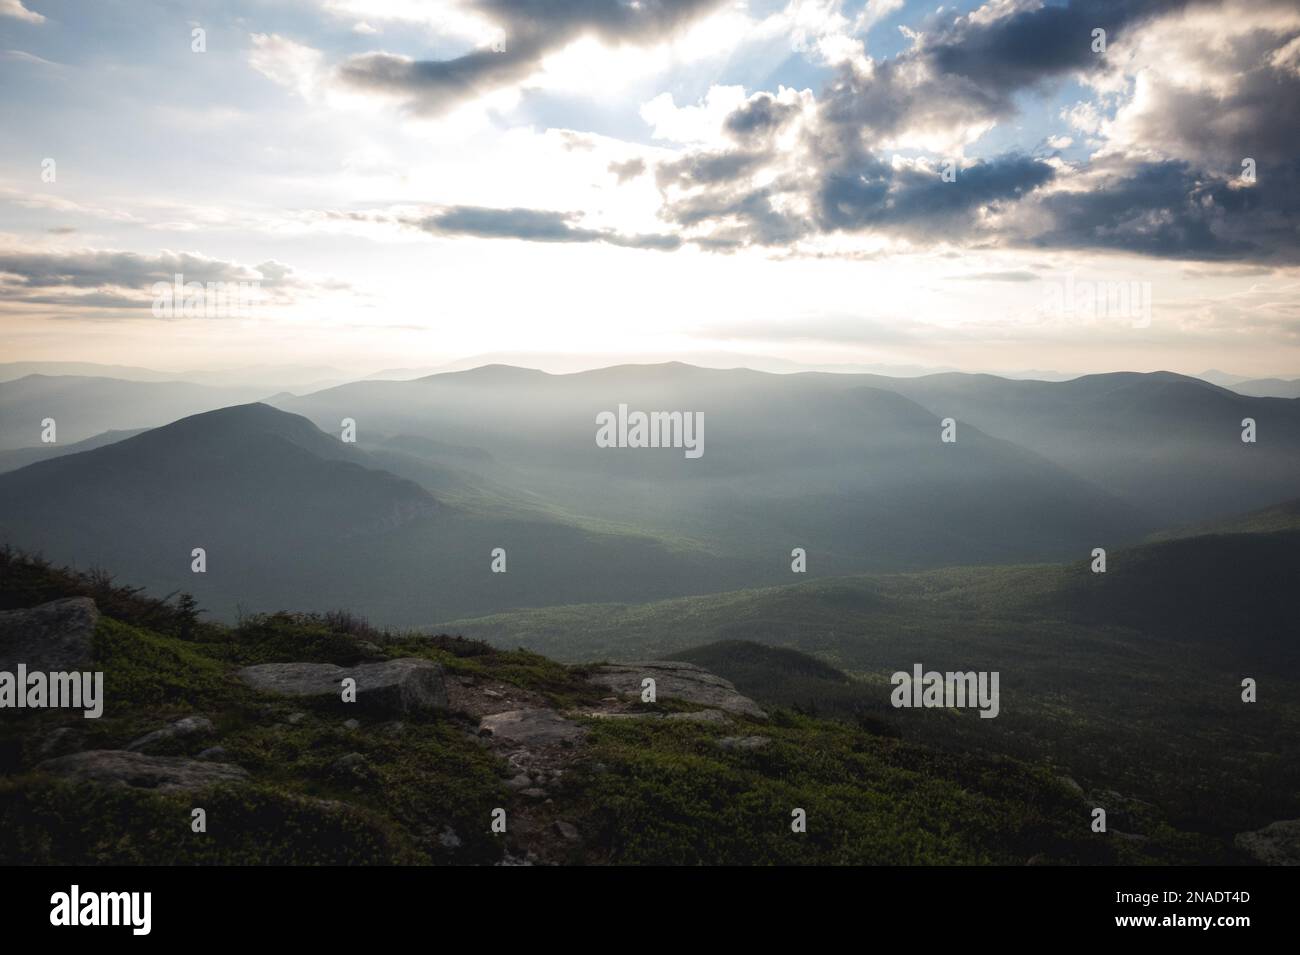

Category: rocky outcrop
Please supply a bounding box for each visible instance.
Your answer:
[1235,819,1300,865]
[36,750,248,792]
[587,661,767,719]
[479,708,587,746]
[125,715,214,752]
[237,658,447,714]
[0,597,98,671]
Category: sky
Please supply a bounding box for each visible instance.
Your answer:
[1,0,1299,380]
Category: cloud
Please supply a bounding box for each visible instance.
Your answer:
[723,90,802,140]
[635,0,1300,262]
[0,247,346,313]
[336,0,729,114]
[416,206,681,250]
[815,154,1057,235]
[0,1,44,24]
[608,157,647,183]
[248,33,326,100]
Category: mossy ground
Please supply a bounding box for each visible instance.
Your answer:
[0,551,1239,865]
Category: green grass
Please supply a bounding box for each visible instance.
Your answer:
[437,532,1300,843]
[0,548,1281,865]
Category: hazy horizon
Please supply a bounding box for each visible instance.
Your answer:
[2,353,1297,388]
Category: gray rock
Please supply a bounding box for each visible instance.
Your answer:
[553,820,580,842]
[588,661,767,719]
[343,718,360,730]
[286,712,306,725]
[333,752,368,773]
[715,735,771,751]
[125,715,213,753]
[238,658,447,714]
[505,773,533,791]
[439,827,462,849]
[478,708,587,746]
[520,787,549,799]
[1235,819,1300,865]
[1057,776,1085,796]
[0,597,99,672]
[197,746,228,761]
[36,750,248,792]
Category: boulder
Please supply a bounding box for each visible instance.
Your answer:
[36,750,248,792]
[554,820,580,842]
[237,658,447,714]
[332,752,369,777]
[0,597,99,672]
[478,708,586,746]
[715,735,771,751]
[588,661,767,719]
[125,715,213,752]
[1235,819,1300,866]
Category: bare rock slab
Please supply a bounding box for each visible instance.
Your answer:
[1235,819,1300,866]
[237,658,447,714]
[0,597,98,671]
[36,750,248,792]
[126,715,214,752]
[478,708,587,746]
[588,661,766,719]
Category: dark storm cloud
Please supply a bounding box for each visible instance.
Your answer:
[337,0,728,114]
[816,155,1056,234]
[418,205,681,250]
[923,0,1189,103]
[1030,159,1300,261]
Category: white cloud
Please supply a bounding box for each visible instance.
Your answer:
[0,1,44,24]
[641,85,749,145]
[248,33,326,101]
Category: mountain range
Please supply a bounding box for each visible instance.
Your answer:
[1,364,1297,626]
